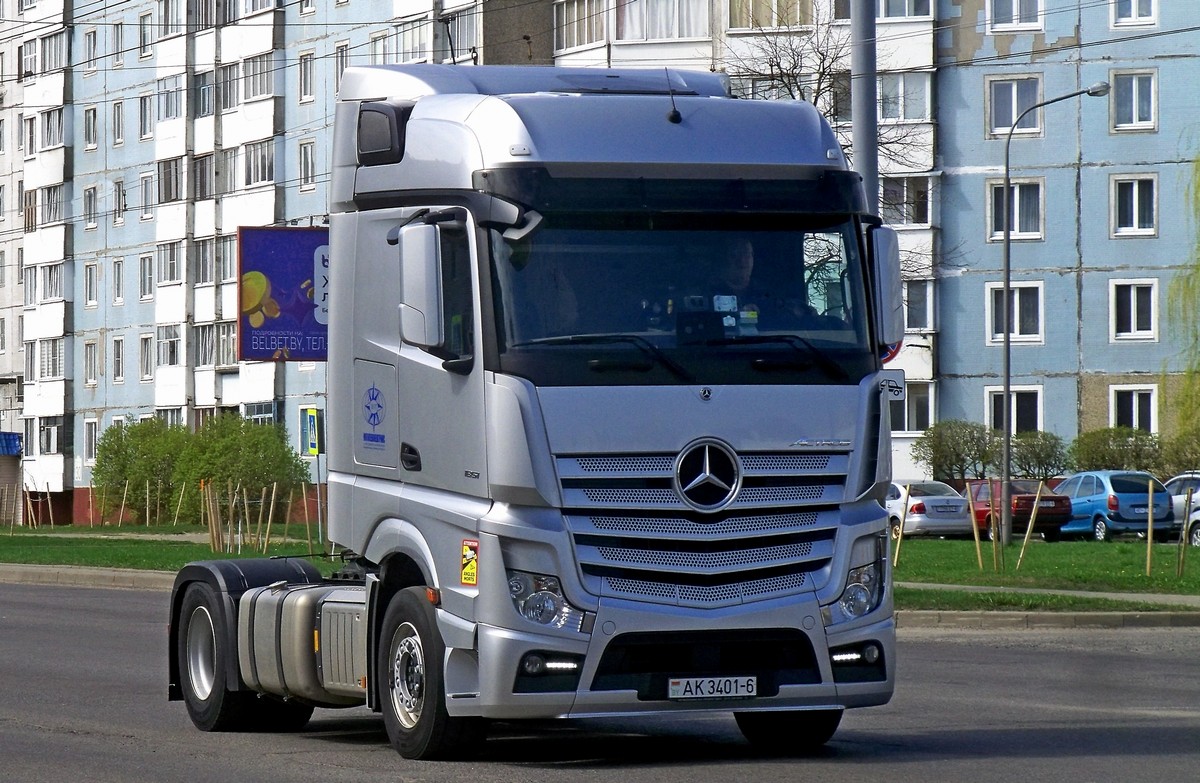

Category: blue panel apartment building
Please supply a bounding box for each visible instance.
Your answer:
[934,0,1191,445]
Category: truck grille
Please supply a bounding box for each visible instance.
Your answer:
[558,451,847,608]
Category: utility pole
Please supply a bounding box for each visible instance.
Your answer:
[850,0,879,216]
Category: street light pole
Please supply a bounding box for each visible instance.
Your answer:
[999,81,1110,544]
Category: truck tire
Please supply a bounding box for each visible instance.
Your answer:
[178,582,315,732]
[379,587,485,759]
[178,581,255,731]
[734,709,842,753]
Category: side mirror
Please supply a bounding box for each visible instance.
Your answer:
[870,225,904,350]
[398,223,444,349]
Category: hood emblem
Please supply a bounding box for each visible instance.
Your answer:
[674,438,741,513]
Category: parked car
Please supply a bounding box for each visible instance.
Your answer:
[1161,472,1200,546]
[963,479,1072,542]
[1055,470,1177,542]
[885,481,973,539]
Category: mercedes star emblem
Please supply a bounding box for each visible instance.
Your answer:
[673,438,741,512]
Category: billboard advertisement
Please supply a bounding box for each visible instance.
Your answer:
[238,226,329,362]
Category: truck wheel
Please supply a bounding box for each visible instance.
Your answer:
[379,587,484,759]
[735,709,842,753]
[178,582,254,731]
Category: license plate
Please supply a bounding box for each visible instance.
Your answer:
[935,505,959,512]
[1039,501,1057,508]
[668,676,757,700]
[1132,506,1147,514]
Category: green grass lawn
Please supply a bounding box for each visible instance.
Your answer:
[2,525,1198,611]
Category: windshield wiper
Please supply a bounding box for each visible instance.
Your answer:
[706,334,849,381]
[510,334,695,382]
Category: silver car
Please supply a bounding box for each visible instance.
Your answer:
[885,481,973,539]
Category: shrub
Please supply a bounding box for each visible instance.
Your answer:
[911,420,999,482]
[92,418,190,524]
[1010,430,1068,481]
[1067,427,1162,473]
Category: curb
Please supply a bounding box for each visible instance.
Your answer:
[897,609,1200,630]
[0,564,176,591]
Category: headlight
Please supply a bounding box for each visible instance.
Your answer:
[822,534,886,626]
[507,570,587,631]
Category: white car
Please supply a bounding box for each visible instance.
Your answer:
[1162,472,1200,547]
[885,481,973,540]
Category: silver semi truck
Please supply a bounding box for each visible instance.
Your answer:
[168,63,904,760]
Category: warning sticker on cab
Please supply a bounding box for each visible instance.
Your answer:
[460,539,479,586]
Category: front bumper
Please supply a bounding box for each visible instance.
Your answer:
[447,592,895,720]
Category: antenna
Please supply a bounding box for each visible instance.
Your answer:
[665,68,682,124]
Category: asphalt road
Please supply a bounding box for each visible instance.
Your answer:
[2,582,1199,783]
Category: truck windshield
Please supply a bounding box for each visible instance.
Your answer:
[489,213,876,387]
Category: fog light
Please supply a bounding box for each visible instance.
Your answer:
[862,643,880,664]
[521,653,546,675]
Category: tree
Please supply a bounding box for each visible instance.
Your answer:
[92,418,189,524]
[1067,427,1162,473]
[1156,427,1200,479]
[1010,430,1068,481]
[911,420,999,482]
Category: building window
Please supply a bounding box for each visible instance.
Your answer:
[986,385,1042,433]
[989,180,1042,240]
[244,139,274,186]
[40,184,63,225]
[160,0,184,36]
[1110,279,1157,341]
[139,95,154,139]
[39,337,64,378]
[23,188,37,233]
[879,72,929,121]
[84,107,98,149]
[218,235,237,281]
[0,118,6,153]
[880,0,930,17]
[85,420,98,463]
[194,71,215,118]
[829,71,853,123]
[369,32,392,65]
[219,64,240,112]
[0,319,5,353]
[727,0,803,30]
[244,401,277,424]
[1112,176,1155,235]
[194,238,215,284]
[40,108,63,149]
[904,279,933,331]
[113,101,125,145]
[84,187,98,228]
[158,158,183,203]
[158,408,184,427]
[85,262,99,305]
[196,0,217,29]
[988,76,1039,136]
[1112,71,1155,131]
[84,341,98,385]
[23,264,36,306]
[113,257,124,304]
[397,19,430,61]
[113,23,125,66]
[881,177,930,226]
[39,263,63,301]
[890,381,932,433]
[300,0,315,13]
[195,323,215,366]
[299,140,316,190]
[217,322,237,366]
[1113,0,1155,26]
[140,174,155,219]
[245,0,274,13]
[554,0,605,50]
[194,154,215,200]
[298,53,314,101]
[219,148,239,193]
[986,281,1043,344]
[20,41,37,81]
[1110,385,1156,432]
[113,180,126,225]
[84,30,98,71]
[139,12,154,57]
[157,325,182,366]
[140,335,154,379]
[139,254,154,298]
[158,75,183,120]
[989,0,1040,31]
[440,9,480,56]
[39,416,63,455]
[22,115,36,155]
[157,241,183,283]
[334,43,350,91]
[23,342,35,381]
[40,31,66,72]
[242,53,273,100]
[113,336,125,381]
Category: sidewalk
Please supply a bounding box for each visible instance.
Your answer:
[1,564,1198,629]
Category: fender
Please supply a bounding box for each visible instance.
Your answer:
[167,558,323,701]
